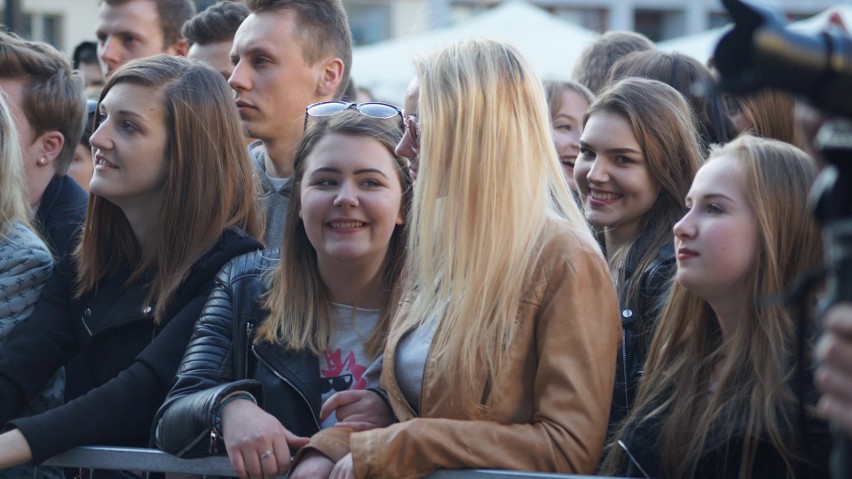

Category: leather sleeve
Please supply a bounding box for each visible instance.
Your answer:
[351,244,620,478]
[154,259,265,457]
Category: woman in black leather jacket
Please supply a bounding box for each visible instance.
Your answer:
[155,108,412,479]
[572,78,703,433]
[0,56,263,466]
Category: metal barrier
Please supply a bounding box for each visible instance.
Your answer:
[40,447,605,478]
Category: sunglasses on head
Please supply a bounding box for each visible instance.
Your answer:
[304,101,403,131]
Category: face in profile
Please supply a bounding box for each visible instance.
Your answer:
[395,79,420,181]
[96,0,170,76]
[574,111,660,244]
[299,133,404,269]
[673,154,758,302]
[229,11,325,143]
[88,83,169,211]
[551,88,589,191]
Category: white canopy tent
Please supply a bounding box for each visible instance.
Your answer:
[657,5,852,64]
[351,1,599,104]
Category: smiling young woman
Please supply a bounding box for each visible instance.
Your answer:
[573,77,704,434]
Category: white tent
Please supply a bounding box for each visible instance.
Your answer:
[351,1,599,104]
[657,5,852,64]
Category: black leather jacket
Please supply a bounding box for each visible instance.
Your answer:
[154,250,322,457]
[608,239,675,435]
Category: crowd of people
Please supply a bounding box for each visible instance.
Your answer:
[0,1,849,478]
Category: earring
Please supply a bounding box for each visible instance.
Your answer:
[37,157,47,166]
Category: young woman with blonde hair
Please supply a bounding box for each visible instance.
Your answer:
[543,79,594,193]
[602,135,830,478]
[573,77,704,433]
[298,38,620,479]
[0,55,263,467]
[156,108,412,479]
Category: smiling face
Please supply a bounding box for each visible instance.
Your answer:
[574,111,660,246]
[299,133,404,272]
[551,88,589,191]
[228,11,324,145]
[88,82,169,212]
[96,0,169,77]
[673,154,758,304]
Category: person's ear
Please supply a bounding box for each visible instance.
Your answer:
[166,38,190,58]
[34,130,64,170]
[316,58,344,99]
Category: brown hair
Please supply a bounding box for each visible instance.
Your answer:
[585,78,703,321]
[0,31,87,175]
[181,1,249,46]
[608,49,737,154]
[76,55,262,323]
[102,0,196,49]
[246,0,352,99]
[259,109,411,356]
[733,88,805,149]
[571,31,655,95]
[603,136,822,478]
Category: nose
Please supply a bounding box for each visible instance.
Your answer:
[395,128,418,161]
[673,209,696,240]
[88,121,111,151]
[228,60,249,92]
[585,157,609,185]
[333,181,358,208]
[98,37,120,74]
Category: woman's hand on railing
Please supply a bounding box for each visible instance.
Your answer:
[321,390,393,431]
[220,399,309,479]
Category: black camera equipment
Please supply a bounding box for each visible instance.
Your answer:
[713,1,852,478]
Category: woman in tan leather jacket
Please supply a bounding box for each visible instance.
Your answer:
[293,38,621,479]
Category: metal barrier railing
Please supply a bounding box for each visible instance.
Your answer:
[39,446,604,478]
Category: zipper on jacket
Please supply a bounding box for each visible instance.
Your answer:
[209,428,219,454]
[244,322,254,379]
[622,329,630,414]
[252,345,321,430]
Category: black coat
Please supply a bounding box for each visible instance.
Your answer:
[0,227,262,462]
[608,239,676,435]
[155,250,322,458]
[617,391,830,478]
[33,175,88,259]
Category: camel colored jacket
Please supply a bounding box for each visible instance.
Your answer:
[308,220,620,478]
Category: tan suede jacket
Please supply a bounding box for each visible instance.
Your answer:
[308,221,620,478]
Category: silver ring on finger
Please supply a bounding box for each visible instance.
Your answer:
[260,449,273,459]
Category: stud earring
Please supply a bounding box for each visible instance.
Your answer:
[37,157,47,166]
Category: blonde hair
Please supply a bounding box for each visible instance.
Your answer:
[602,135,823,478]
[75,55,262,323]
[259,110,411,356]
[0,93,36,239]
[396,38,590,391]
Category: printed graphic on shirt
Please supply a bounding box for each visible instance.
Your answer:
[321,349,367,394]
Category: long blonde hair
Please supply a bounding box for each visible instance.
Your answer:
[75,55,262,323]
[602,135,823,478]
[395,38,590,390]
[0,93,36,240]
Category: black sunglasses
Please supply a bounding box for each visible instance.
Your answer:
[304,101,403,131]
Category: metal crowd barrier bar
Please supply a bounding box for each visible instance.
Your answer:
[40,446,607,478]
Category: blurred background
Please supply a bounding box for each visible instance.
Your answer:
[2,0,850,101]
